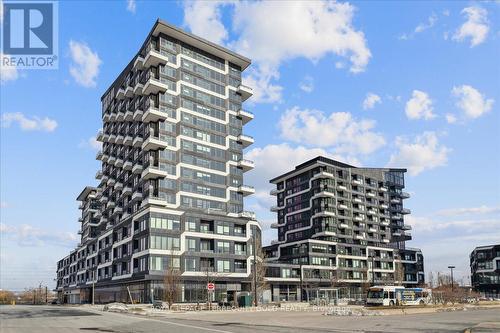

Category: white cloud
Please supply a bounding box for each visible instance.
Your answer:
[183,1,371,103]
[79,136,101,150]
[405,90,436,120]
[407,215,500,233]
[278,106,386,155]
[69,40,102,88]
[299,76,314,93]
[1,112,57,132]
[126,0,136,13]
[451,85,494,120]
[387,131,451,176]
[0,223,78,247]
[0,53,19,83]
[437,205,500,217]
[415,13,437,33]
[362,92,381,110]
[445,113,457,124]
[453,6,489,47]
[183,0,229,45]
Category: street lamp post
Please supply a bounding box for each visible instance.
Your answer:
[448,266,456,292]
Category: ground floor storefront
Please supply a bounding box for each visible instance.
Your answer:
[58,279,252,304]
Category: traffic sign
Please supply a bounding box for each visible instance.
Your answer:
[207,283,215,291]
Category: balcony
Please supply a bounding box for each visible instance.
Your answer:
[116,87,125,99]
[338,204,348,210]
[237,84,253,102]
[132,163,143,174]
[312,210,336,218]
[114,181,123,191]
[337,185,347,191]
[401,192,411,199]
[237,211,256,219]
[353,215,364,221]
[125,84,134,98]
[352,179,362,185]
[96,130,104,142]
[237,185,255,196]
[133,108,143,121]
[96,150,103,160]
[123,160,133,170]
[270,222,280,229]
[132,136,143,147]
[237,134,254,148]
[123,135,133,146]
[366,192,375,197]
[120,187,131,197]
[339,223,350,229]
[133,55,144,69]
[142,196,168,207]
[270,205,283,212]
[143,75,169,96]
[124,110,134,121]
[115,158,123,168]
[95,170,102,180]
[131,192,142,201]
[402,224,412,230]
[270,188,283,196]
[379,186,388,192]
[141,165,168,180]
[368,227,377,233]
[142,135,169,151]
[115,135,124,144]
[142,104,171,123]
[401,208,411,214]
[237,109,254,124]
[237,159,254,171]
[143,44,170,68]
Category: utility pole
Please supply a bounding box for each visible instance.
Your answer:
[45,286,48,304]
[252,226,258,307]
[448,266,455,292]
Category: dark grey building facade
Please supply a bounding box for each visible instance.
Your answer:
[56,19,261,304]
[470,244,500,299]
[262,157,424,302]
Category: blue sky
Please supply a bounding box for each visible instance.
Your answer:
[1,0,499,291]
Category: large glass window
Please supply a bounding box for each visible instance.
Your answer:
[217,260,230,273]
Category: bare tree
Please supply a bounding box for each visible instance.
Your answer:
[250,242,267,306]
[163,267,181,309]
[394,262,405,286]
[427,271,434,288]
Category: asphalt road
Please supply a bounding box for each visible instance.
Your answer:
[1,305,499,333]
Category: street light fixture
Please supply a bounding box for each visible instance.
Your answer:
[447,266,456,292]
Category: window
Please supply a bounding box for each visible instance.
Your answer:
[282,268,291,278]
[234,243,246,255]
[150,236,180,250]
[187,239,196,251]
[216,223,230,235]
[185,258,197,272]
[150,215,180,230]
[217,260,230,273]
[217,241,230,254]
[185,220,197,231]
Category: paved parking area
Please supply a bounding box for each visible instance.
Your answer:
[1,305,499,332]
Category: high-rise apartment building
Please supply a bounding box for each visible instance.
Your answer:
[263,157,424,302]
[470,244,500,299]
[56,19,261,304]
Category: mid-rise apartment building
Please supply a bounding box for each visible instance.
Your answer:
[470,244,500,299]
[263,157,424,302]
[56,19,261,304]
